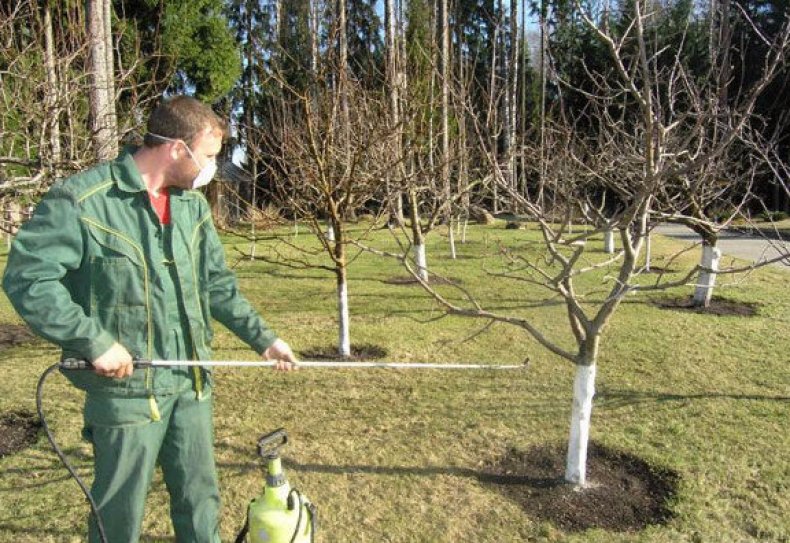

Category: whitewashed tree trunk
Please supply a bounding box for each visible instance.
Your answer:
[461,216,469,244]
[693,243,721,307]
[644,232,652,272]
[603,229,615,254]
[326,225,335,242]
[448,217,457,259]
[565,363,597,486]
[337,274,351,357]
[414,243,428,282]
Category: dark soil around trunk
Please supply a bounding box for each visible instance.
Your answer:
[299,343,389,361]
[0,411,41,457]
[484,442,679,533]
[0,324,36,349]
[652,295,759,317]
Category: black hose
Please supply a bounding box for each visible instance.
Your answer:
[36,363,109,543]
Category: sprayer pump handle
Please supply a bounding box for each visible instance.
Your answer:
[257,428,288,459]
[60,358,152,370]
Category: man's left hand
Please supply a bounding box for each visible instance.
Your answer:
[263,339,298,371]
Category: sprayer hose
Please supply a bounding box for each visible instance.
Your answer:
[36,363,109,543]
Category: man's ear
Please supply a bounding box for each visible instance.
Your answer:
[167,142,183,162]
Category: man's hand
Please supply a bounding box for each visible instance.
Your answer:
[263,339,298,371]
[93,342,134,379]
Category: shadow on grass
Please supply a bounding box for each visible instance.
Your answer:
[0,522,84,540]
[285,459,559,487]
[597,388,790,408]
[0,523,176,542]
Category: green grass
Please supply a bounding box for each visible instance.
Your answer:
[0,223,788,542]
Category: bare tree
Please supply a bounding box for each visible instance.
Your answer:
[393,0,790,487]
[257,72,396,356]
[1,0,169,204]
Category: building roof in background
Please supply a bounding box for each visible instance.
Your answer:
[218,160,251,186]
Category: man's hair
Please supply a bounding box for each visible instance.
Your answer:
[143,96,227,148]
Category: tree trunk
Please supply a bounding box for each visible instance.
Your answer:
[43,0,61,170]
[489,2,500,214]
[409,189,428,282]
[693,242,721,307]
[414,243,428,283]
[565,362,597,486]
[87,0,117,160]
[101,0,117,140]
[335,236,351,357]
[507,0,518,191]
[309,0,319,74]
[603,229,615,254]
[337,271,351,357]
[441,0,455,259]
[386,0,404,225]
[245,0,257,258]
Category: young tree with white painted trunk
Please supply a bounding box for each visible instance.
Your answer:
[256,72,397,357]
[400,0,790,487]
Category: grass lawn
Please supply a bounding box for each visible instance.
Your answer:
[0,222,788,542]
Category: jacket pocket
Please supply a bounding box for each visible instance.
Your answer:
[89,256,146,309]
[62,306,150,396]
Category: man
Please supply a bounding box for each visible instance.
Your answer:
[2,96,296,542]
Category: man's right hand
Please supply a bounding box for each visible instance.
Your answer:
[92,342,134,379]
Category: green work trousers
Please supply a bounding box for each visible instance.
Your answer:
[82,366,220,542]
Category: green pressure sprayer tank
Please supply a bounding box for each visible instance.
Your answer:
[236,428,316,543]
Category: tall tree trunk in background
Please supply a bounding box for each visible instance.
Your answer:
[338,0,352,217]
[538,0,547,206]
[87,0,117,160]
[441,0,455,259]
[43,0,61,171]
[309,0,318,74]
[488,2,500,214]
[508,0,518,192]
[245,0,258,257]
[101,0,116,138]
[386,0,404,224]
[456,8,470,243]
[519,3,527,195]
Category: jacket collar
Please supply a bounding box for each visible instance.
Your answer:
[111,146,146,193]
[111,146,189,198]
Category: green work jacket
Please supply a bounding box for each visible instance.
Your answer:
[3,148,278,397]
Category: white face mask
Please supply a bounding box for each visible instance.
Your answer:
[148,133,218,189]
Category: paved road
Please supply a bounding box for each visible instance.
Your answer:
[653,224,790,270]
